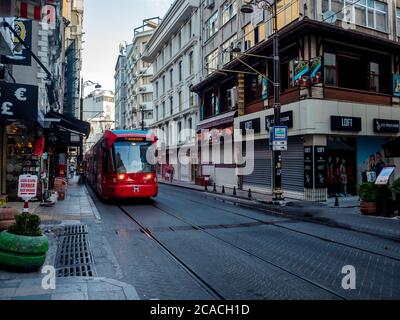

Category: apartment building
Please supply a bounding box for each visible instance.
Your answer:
[115,43,128,130]
[191,0,400,201]
[123,18,160,130]
[143,0,202,182]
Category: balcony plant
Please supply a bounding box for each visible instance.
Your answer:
[357,182,379,216]
[0,212,48,272]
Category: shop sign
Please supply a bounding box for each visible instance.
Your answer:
[18,174,38,200]
[314,146,327,188]
[0,17,15,56]
[374,119,400,134]
[266,111,293,130]
[1,19,32,66]
[375,166,395,185]
[310,57,322,85]
[0,82,38,121]
[331,116,362,132]
[393,74,400,97]
[304,146,313,188]
[240,118,261,135]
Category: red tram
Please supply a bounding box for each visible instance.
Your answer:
[85,130,158,199]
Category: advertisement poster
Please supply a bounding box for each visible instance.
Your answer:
[309,57,322,85]
[1,19,32,66]
[261,77,268,100]
[293,60,309,87]
[394,74,400,97]
[304,146,313,188]
[314,146,327,188]
[357,137,389,184]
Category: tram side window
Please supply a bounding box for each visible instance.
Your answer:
[102,151,110,174]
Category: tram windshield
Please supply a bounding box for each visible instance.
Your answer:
[112,141,154,174]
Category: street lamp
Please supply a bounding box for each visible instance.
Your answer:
[240,0,283,201]
[78,79,101,163]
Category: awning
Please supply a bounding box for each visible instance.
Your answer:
[383,137,400,158]
[45,111,90,137]
[197,111,236,132]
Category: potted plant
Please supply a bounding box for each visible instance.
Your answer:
[0,212,48,272]
[390,178,400,215]
[357,182,379,216]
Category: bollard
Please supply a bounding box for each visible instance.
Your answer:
[233,187,237,196]
[213,183,217,192]
[248,189,252,199]
[222,186,225,194]
[335,194,339,207]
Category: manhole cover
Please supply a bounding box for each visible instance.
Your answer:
[55,224,96,277]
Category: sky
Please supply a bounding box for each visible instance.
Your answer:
[81,0,173,94]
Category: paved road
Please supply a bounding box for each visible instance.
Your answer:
[90,184,400,300]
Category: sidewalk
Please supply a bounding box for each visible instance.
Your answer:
[160,180,400,241]
[0,181,139,300]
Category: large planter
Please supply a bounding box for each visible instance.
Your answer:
[0,231,49,271]
[360,201,378,216]
[0,208,19,231]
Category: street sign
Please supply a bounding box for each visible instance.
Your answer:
[272,126,288,141]
[273,145,287,151]
[273,141,287,146]
[18,174,38,200]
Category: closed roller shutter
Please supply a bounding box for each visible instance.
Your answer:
[281,137,304,193]
[243,139,272,188]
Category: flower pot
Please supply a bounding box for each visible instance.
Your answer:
[0,207,19,231]
[360,201,377,216]
[0,231,48,271]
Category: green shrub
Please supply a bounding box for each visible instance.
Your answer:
[357,182,379,202]
[8,212,42,237]
[390,178,400,195]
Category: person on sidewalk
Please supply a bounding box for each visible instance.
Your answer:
[169,165,175,183]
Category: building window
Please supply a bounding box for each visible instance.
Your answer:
[396,8,400,36]
[169,40,173,58]
[142,76,151,85]
[188,19,192,39]
[145,111,153,120]
[178,91,183,112]
[142,93,153,103]
[189,52,194,75]
[162,75,166,93]
[162,101,166,118]
[170,97,173,115]
[322,0,388,32]
[243,24,254,51]
[179,61,183,82]
[155,82,159,98]
[205,11,218,40]
[155,105,159,120]
[369,62,380,92]
[170,69,173,89]
[324,52,337,86]
[189,92,194,107]
[222,0,237,26]
[222,34,238,65]
[177,31,182,50]
[245,74,264,104]
[206,49,219,75]
[178,122,182,143]
[276,0,300,30]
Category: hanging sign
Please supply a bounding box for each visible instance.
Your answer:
[1,19,32,66]
[393,74,400,97]
[314,146,327,188]
[18,174,38,200]
[0,82,39,121]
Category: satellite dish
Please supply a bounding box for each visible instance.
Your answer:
[323,10,337,24]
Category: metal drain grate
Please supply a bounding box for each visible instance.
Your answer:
[55,224,96,277]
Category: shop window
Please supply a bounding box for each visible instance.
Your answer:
[245,74,265,103]
[324,52,337,86]
[369,62,380,92]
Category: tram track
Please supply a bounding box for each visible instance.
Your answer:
[119,202,349,300]
[159,186,400,262]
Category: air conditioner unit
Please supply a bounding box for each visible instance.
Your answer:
[205,0,215,9]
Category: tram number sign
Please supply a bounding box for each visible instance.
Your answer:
[18,175,38,200]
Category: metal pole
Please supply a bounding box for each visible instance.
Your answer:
[272,0,283,201]
[79,78,84,164]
